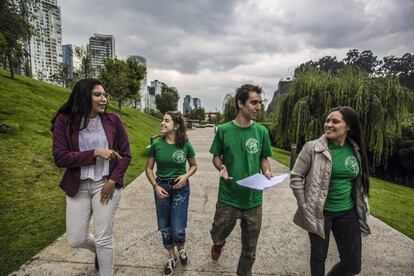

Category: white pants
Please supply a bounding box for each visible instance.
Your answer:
[66,178,121,276]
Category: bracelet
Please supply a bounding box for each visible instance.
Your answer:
[152,183,159,189]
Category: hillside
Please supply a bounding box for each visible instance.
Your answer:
[0,69,161,275]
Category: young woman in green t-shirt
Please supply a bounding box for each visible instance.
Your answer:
[145,111,197,276]
[290,106,370,276]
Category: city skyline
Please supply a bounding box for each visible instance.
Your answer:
[60,0,414,111]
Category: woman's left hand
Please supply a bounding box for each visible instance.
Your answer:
[101,179,116,204]
[173,175,189,189]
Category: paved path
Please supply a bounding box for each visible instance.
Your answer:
[12,128,414,275]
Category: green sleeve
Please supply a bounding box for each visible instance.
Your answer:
[261,128,272,158]
[186,142,196,158]
[209,127,223,156]
[148,142,156,157]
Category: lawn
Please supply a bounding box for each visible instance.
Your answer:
[0,69,161,275]
[271,146,414,240]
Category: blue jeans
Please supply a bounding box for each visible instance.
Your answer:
[154,178,190,249]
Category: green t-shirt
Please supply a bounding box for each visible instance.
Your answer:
[148,138,195,179]
[209,121,272,209]
[324,142,360,212]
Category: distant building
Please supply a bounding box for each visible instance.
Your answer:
[28,0,62,82]
[183,95,193,114]
[62,45,73,79]
[193,97,201,109]
[89,34,115,78]
[146,80,164,111]
[127,55,147,110]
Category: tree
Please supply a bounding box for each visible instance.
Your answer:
[155,84,180,114]
[272,67,413,185]
[74,46,92,79]
[0,0,33,79]
[126,58,146,109]
[344,49,379,74]
[51,63,69,87]
[100,58,129,112]
[381,53,414,91]
[188,107,205,121]
[294,56,345,77]
[223,95,236,122]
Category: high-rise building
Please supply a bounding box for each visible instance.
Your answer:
[62,44,74,79]
[183,95,193,114]
[89,34,115,78]
[28,0,62,82]
[193,97,201,109]
[146,80,164,111]
[62,44,81,80]
[127,55,147,110]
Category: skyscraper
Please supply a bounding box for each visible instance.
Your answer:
[183,95,193,114]
[62,44,74,80]
[62,44,81,80]
[28,0,62,82]
[89,34,115,78]
[127,55,147,110]
[146,80,164,111]
[193,97,201,109]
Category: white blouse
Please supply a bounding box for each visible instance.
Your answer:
[79,116,109,181]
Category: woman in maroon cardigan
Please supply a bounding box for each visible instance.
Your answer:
[51,79,131,276]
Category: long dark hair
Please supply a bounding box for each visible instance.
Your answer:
[51,79,106,130]
[329,106,370,196]
[164,111,188,148]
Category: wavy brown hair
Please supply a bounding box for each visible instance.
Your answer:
[164,111,188,147]
[329,106,370,196]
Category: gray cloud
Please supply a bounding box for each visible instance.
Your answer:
[60,0,414,110]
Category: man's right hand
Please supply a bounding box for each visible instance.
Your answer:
[220,164,233,180]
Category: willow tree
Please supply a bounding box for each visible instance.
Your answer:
[223,95,236,122]
[273,66,413,172]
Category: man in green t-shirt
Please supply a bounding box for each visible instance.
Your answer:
[209,84,272,276]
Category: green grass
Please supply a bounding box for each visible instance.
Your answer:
[271,146,414,240]
[271,147,291,167]
[0,69,161,275]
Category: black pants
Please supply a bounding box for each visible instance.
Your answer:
[309,208,362,276]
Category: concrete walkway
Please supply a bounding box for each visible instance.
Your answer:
[12,128,414,275]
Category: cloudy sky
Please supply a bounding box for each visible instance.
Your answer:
[60,0,414,111]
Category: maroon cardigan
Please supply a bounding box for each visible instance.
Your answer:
[52,112,131,197]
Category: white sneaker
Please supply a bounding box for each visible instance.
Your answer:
[163,258,177,276]
[178,248,188,266]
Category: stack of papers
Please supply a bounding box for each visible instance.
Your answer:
[236,173,289,190]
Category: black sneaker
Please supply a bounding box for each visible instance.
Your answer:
[178,248,188,266]
[163,258,177,276]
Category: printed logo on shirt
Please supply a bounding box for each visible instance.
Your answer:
[172,150,187,163]
[345,156,360,175]
[245,138,260,154]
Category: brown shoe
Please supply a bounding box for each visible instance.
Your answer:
[211,242,225,261]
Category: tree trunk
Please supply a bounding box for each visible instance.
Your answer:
[2,53,6,69]
[7,54,15,79]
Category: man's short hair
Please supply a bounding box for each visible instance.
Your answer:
[234,84,262,112]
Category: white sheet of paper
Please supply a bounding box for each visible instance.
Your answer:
[236,173,289,190]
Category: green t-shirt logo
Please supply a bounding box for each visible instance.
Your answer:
[172,150,187,164]
[245,138,259,154]
[345,156,359,175]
